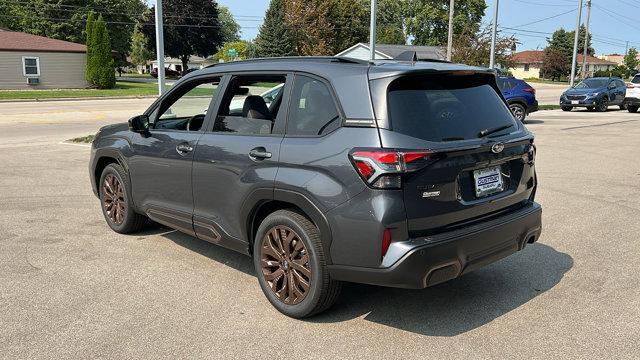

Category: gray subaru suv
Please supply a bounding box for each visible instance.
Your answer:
[90,57,542,318]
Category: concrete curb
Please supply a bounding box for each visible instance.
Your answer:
[0,95,158,103]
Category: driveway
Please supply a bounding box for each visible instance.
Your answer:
[0,101,638,359]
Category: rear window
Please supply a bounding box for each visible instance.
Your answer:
[632,75,640,84]
[387,74,517,142]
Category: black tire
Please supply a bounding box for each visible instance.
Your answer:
[509,103,526,122]
[628,105,639,113]
[561,106,572,112]
[99,163,147,234]
[596,97,608,112]
[253,209,341,318]
[587,106,595,112]
[619,102,628,110]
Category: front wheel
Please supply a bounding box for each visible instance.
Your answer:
[561,106,572,112]
[628,105,639,113]
[99,164,148,233]
[619,102,628,110]
[596,98,609,112]
[254,209,341,318]
[509,103,526,122]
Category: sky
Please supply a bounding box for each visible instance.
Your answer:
[180,0,640,56]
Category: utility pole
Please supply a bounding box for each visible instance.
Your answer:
[154,0,166,95]
[369,0,377,61]
[489,0,500,69]
[447,0,455,61]
[569,0,584,88]
[581,0,592,79]
[625,41,629,56]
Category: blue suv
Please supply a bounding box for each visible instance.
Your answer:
[497,77,538,122]
[560,77,627,112]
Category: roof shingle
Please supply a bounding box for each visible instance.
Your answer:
[0,31,86,53]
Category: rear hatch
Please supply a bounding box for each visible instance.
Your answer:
[371,71,536,237]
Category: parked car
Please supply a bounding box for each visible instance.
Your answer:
[90,57,541,318]
[496,76,539,122]
[624,74,640,113]
[560,77,627,112]
[150,67,181,78]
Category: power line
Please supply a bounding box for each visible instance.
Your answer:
[508,7,580,28]
[512,0,574,7]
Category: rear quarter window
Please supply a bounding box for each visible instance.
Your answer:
[387,74,517,142]
[632,75,640,84]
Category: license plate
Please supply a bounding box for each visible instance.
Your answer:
[571,100,579,104]
[473,166,504,197]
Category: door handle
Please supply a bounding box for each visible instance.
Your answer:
[176,143,193,155]
[249,147,272,160]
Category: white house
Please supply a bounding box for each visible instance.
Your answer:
[336,43,446,61]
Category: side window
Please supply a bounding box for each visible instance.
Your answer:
[213,75,286,135]
[287,75,340,136]
[609,81,616,89]
[153,77,220,131]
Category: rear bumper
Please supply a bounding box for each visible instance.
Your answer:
[528,100,539,114]
[328,202,542,289]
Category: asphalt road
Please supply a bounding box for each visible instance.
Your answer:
[1,100,639,359]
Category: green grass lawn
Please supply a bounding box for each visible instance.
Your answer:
[0,81,162,100]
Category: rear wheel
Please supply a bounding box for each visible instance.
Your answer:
[99,164,147,233]
[628,105,639,113]
[254,209,341,318]
[561,106,572,112]
[596,97,609,112]
[509,103,526,122]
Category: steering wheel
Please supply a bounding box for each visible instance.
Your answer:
[187,114,206,131]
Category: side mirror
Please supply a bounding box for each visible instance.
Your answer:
[128,114,150,134]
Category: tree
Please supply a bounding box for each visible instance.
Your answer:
[567,25,594,56]
[327,0,370,52]
[453,26,516,68]
[143,0,224,74]
[541,47,571,81]
[219,6,241,43]
[85,11,97,84]
[541,28,573,81]
[0,0,146,59]
[254,0,297,57]
[129,24,152,70]
[92,15,116,89]
[215,41,251,62]
[407,0,486,46]
[284,0,333,55]
[624,48,639,75]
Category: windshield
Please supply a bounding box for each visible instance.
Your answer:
[387,74,517,142]
[574,79,608,89]
[632,75,640,84]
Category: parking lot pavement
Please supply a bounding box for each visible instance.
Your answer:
[530,82,567,105]
[1,103,639,359]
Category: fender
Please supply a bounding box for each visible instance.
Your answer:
[90,135,133,198]
[241,188,334,264]
[273,189,334,264]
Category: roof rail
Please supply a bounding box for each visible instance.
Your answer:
[205,56,371,68]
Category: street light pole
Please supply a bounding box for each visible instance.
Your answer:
[369,0,377,61]
[581,0,592,79]
[154,0,166,95]
[489,0,499,69]
[447,0,454,61]
[569,0,584,88]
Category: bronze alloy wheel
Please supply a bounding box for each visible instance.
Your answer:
[102,174,126,225]
[260,225,311,305]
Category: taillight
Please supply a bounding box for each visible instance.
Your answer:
[523,87,536,95]
[382,228,392,257]
[350,149,431,189]
[627,83,635,89]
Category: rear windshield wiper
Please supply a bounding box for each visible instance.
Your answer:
[477,124,514,138]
